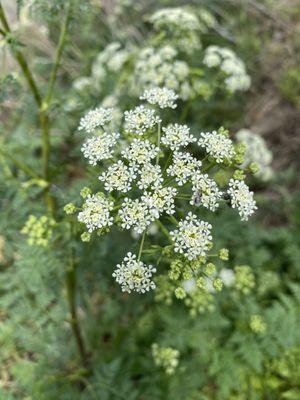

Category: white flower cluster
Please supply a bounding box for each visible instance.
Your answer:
[149,8,201,51]
[112,252,156,293]
[124,105,161,135]
[161,123,196,151]
[140,87,178,109]
[203,46,251,92]
[236,129,273,181]
[198,130,235,163]
[78,107,114,133]
[91,42,129,83]
[99,160,136,192]
[167,151,202,185]
[76,89,257,295]
[81,132,119,165]
[227,179,257,221]
[190,173,223,211]
[78,194,114,233]
[170,212,212,261]
[133,46,191,100]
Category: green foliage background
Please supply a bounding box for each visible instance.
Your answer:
[0,0,300,399]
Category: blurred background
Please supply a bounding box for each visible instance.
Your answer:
[0,1,300,399]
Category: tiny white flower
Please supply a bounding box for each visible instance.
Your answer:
[227,179,257,221]
[122,138,159,168]
[81,132,119,165]
[119,197,153,234]
[170,212,212,261]
[190,173,223,211]
[99,160,136,193]
[198,130,235,163]
[78,193,114,233]
[137,164,163,190]
[140,87,178,109]
[167,151,202,185]
[113,252,156,293]
[78,107,114,133]
[161,123,196,151]
[124,105,161,135]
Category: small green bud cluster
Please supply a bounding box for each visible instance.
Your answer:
[219,248,229,261]
[63,203,76,215]
[250,314,267,334]
[233,143,246,165]
[21,215,55,247]
[185,288,214,317]
[234,265,255,294]
[152,343,180,375]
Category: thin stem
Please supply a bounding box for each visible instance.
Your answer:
[168,215,179,225]
[156,220,172,242]
[66,224,89,370]
[0,2,42,107]
[137,231,146,261]
[156,121,161,165]
[43,2,72,108]
[0,148,40,179]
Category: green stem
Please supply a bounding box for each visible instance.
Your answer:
[137,231,146,261]
[66,224,89,370]
[43,2,72,108]
[156,220,172,242]
[0,148,40,178]
[0,2,42,107]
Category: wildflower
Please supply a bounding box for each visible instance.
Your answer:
[198,130,235,163]
[78,193,114,233]
[81,232,91,242]
[190,173,223,211]
[137,164,163,190]
[170,212,212,260]
[118,197,153,234]
[152,343,180,375]
[227,179,257,221]
[78,107,114,133]
[219,248,229,261]
[80,187,92,198]
[124,105,161,135]
[167,151,202,185]
[213,278,223,291]
[161,123,196,150]
[122,138,159,168]
[112,252,156,293]
[99,160,136,193]
[174,287,186,299]
[81,132,119,165]
[140,87,178,109]
[142,186,177,218]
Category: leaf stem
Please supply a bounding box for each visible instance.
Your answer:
[156,121,161,165]
[137,230,146,261]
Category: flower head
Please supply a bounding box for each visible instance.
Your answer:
[167,151,202,185]
[78,193,114,233]
[112,252,156,293]
[227,179,257,221]
[161,123,196,151]
[124,105,161,135]
[140,87,178,109]
[137,164,163,190]
[198,130,235,163]
[99,160,136,193]
[81,132,119,165]
[121,138,159,168]
[78,107,114,133]
[190,173,223,211]
[142,186,177,218]
[118,197,153,234]
[170,212,212,260]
